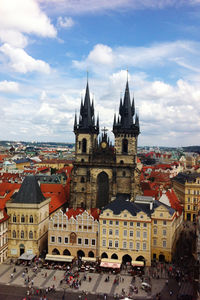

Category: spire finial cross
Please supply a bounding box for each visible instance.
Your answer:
[101,126,108,135]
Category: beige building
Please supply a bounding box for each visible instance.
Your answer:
[6,176,50,258]
[99,195,152,266]
[99,195,183,266]
[48,208,99,259]
[0,209,9,263]
[173,172,200,222]
[151,203,183,262]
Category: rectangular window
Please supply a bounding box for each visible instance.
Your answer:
[136,242,140,250]
[102,240,106,247]
[129,241,133,249]
[130,231,133,237]
[188,205,190,210]
[115,240,118,248]
[64,237,68,244]
[124,221,127,226]
[163,220,167,225]
[163,229,166,236]
[154,220,157,224]
[92,239,96,246]
[188,189,190,194]
[136,230,140,238]
[188,197,190,202]
[116,221,119,226]
[154,228,157,235]
[143,231,147,239]
[103,228,106,235]
[103,220,106,224]
[109,240,112,247]
[123,230,127,237]
[85,239,89,245]
[163,240,167,248]
[130,222,133,227]
[109,220,113,225]
[153,239,157,246]
[58,237,62,243]
[123,241,127,249]
[143,223,147,228]
[51,236,55,243]
[137,222,140,227]
[109,229,113,235]
[143,242,147,250]
[78,238,82,245]
[115,229,119,236]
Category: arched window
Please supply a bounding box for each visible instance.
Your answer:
[29,215,33,223]
[13,215,16,223]
[21,231,24,239]
[29,231,33,239]
[122,139,128,153]
[12,230,16,238]
[21,215,25,223]
[82,138,87,153]
[80,176,85,183]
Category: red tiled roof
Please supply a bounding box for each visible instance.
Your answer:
[166,189,183,214]
[65,208,100,220]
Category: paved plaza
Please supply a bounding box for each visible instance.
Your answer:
[0,260,179,299]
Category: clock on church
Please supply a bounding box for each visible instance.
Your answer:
[101,141,107,149]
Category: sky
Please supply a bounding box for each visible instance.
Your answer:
[0,0,200,147]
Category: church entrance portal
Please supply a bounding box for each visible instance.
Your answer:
[97,172,109,208]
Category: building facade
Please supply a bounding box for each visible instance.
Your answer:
[173,172,200,222]
[6,176,50,257]
[70,81,140,209]
[48,209,99,259]
[0,209,9,263]
[99,195,182,265]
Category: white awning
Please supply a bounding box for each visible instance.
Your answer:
[100,258,121,269]
[18,253,36,261]
[82,257,96,262]
[132,261,144,267]
[45,254,74,262]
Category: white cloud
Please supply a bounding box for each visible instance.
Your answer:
[0,43,50,73]
[0,80,19,93]
[0,0,56,38]
[74,41,200,74]
[57,16,74,28]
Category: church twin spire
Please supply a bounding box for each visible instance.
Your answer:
[74,81,99,134]
[74,79,139,136]
[113,80,140,135]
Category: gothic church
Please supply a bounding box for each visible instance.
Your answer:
[70,80,141,209]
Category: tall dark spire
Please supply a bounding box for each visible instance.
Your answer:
[113,80,140,135]
[74,82,99,134]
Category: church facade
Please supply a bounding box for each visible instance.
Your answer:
[70,81,141,209]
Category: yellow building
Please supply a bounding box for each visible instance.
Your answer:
[48,208,99,261]
[37,159,68,170]
[13,158,31,170]
[99,195,152,266]
[6,176,50,258]
[151,203,182,262]
[173,172,200,222]
[99,194,183,266]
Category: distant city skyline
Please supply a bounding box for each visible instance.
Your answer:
[0,0,200,146]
